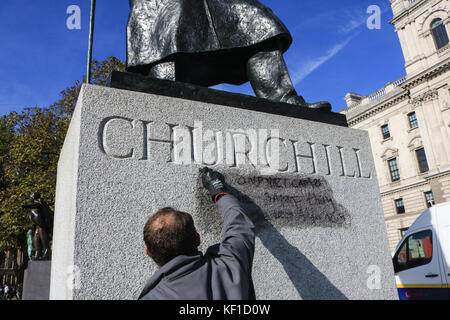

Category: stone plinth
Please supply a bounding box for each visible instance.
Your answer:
[23,261,51,300]
[50,80,397,300]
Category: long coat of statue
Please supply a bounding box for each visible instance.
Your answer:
[126,0,293,87]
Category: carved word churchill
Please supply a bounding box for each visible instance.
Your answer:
[98,117,372,179]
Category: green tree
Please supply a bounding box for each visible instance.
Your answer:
[0,115,14,191]
[0,56,125,252]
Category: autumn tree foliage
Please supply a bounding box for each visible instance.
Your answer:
[0,57,125,251]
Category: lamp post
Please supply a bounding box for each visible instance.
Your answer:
[86,0,96,84]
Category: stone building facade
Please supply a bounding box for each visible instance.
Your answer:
[342,0,449,251]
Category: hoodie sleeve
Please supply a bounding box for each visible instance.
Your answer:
[215,194,255,273]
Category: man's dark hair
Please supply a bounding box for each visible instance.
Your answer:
[143,207,198,266]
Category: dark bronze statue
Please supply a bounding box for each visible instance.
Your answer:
[22,192,54,260]
[126,0,331,111]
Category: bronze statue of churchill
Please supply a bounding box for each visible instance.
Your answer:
[126,0,331,110]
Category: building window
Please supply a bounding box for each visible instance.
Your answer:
[395,198,405,214]
[381,124,391,140]
[431,18,449,50]
[408,112,418,129]
[424,191,435,208]
[415,148,429,173]
[388,158,400,181]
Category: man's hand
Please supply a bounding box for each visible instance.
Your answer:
[200,167,229,203]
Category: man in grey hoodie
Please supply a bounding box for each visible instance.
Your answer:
[138,167,256,300]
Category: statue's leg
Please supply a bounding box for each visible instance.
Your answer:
[247,49,299,103]
[33,228,42,260]
[247,49,331,111]
[149,62,176,81]
[39,228,50,260]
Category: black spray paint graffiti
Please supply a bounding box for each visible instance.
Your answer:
[195,170,351,239]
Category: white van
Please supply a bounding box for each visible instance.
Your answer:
[392,202,450,300]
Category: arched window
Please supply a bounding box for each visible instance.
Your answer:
[431,18,449,50]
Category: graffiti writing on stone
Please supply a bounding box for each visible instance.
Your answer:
[195,170,351,239]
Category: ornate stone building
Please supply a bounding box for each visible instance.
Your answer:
[342,0,449,251]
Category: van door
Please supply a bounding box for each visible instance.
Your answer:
[436,205,450,298]
[441,225,450,298]
[393,228,446,300]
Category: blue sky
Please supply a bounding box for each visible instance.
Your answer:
[0,0,406,115]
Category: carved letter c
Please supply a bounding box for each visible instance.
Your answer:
[98,116,135,159]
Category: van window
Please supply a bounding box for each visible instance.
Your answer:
[394,230,433,273]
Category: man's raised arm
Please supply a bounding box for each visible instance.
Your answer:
[200,167,255,270]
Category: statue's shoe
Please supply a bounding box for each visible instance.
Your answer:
[304,101,332,112]
[281,94,332,112]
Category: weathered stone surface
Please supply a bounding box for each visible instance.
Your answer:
[23,261,51,300]
[50,84,397,300]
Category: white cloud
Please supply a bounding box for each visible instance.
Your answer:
[339,5,391,34]
[287,3,390,85]
[290,36,355,85]
[338,8,368,34]
[339,15,367,34]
